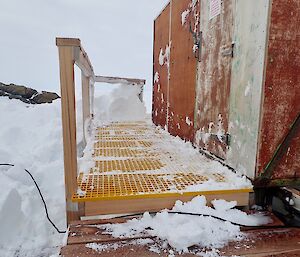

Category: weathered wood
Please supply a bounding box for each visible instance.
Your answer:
[95,76,145,85]
[74,47,94,78]
[84,191,249,216]
[58,46,80,224]
[56,38,81,47]
[61,213,300,257]
[81,72,91,146]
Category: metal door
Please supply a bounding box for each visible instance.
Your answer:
[152,4,171,128]
[168,0,200,141]
[194,0,233,159]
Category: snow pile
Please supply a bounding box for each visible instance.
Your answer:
[101,196,270,254]
[93,84,147,123]
[0,98,65,257]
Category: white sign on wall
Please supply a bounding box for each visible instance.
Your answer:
[209,0,221,20]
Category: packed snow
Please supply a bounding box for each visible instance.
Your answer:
[99,196,270,254]
[0,98,65,257]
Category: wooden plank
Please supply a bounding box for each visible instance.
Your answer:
[58,46,80,223]
[221,228,300,256]
[61,222,300,257]
[56,37,81,47]
[84,192,249,216]
[81,72,91,146]
[95,76,145,85]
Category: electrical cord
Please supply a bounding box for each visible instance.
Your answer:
[106,211,296,229]
[0,163,66,234]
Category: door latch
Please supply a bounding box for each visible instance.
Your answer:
[189,22,202,62]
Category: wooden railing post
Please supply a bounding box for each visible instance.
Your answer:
[57,43,80,224]
[90,82,95,117]
[81,72,91,146]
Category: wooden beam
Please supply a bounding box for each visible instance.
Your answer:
[81,72,91,146]
[95,75,146,85]
[74,47,94,79]
[56,37,81,47]
[84,191,249,216]
[57,45,80,224]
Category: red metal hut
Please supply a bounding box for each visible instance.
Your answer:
[152,0,299,188]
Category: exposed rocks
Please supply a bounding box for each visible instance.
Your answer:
[0,82,60,104]
[32,91,60,104]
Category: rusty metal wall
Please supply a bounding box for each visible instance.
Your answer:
[167,0,200,141]
[152,3,170,128]
[194,0,233,159]
[226,0,270,179]
[256,0,300,182]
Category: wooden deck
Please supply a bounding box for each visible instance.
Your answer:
[73,121,252,217]
[60,213,300,257]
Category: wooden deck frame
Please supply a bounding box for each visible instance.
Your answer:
[56,37,145,224]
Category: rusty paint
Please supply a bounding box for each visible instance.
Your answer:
[194,0,233,159]
[256,0,300,182]
[167,0,200,141]
[152,3,170,128]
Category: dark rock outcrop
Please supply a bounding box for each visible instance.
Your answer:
[0,82,60,104]
[32,91,60,104]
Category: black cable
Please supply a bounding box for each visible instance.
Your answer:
[0,163,66,234]
[108,211,296,229]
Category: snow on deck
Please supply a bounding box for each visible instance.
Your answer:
[73,121,252,202]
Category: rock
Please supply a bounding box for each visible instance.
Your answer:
[0,82,60,104]
[31,91,60,104]
[0,89,8,97]
[0,83,37,99]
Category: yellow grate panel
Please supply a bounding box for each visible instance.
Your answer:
[93,148,156,158]
[73,173,213,201]
[96,136,141,141]
[94,141,138,148]
[74,121,252,203]
[94,159,164,172]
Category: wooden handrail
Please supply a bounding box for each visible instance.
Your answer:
[95,76,145,85]
[56,37,146,224]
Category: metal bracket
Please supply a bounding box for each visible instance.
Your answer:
[221,43,235,58]
[189,23,202,62]
[211,133,231,146]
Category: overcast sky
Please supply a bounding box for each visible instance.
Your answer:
[0,0,169,105]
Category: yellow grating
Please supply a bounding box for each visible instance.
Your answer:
[96,136,143,141]
[94,159,164,172]
[73,173,213,201]
[94,140,152,148]
[73,121,252,202]
[93,149,156,158]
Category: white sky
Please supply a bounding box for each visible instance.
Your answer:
[0,0,169,109]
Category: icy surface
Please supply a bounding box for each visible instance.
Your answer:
[100,196,270,254]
